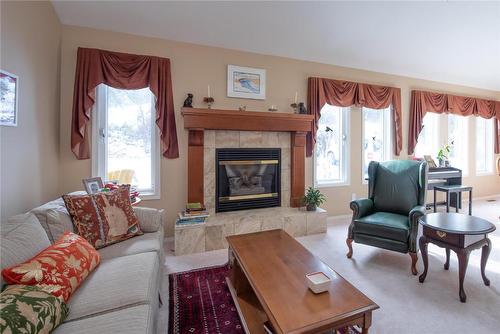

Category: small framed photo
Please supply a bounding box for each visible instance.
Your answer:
[0,70,19,126]
[424,155,437,168]
[227,65,266,100]
[83,177,104,194]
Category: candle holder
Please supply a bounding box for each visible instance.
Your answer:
[203,97,214,109]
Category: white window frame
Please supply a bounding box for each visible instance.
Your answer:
[447,114,469,176]
[361,107,392,183]
[92,84,161,200]
[313,106,350,188]
[475,117,495,176]
[414,112,440,160]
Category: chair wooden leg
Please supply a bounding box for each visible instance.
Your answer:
[410,252,418,275]
[346,238,354,258]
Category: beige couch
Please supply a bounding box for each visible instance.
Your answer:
[0,196,165,334]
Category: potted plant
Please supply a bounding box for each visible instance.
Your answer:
[302,187,326,211]
[437,144,451,167]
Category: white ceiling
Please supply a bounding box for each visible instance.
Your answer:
[52,1,500,91]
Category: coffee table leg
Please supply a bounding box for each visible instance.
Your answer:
[481,238,491,286]
[444,248,450,270]
[457,249,470,303]
[418,235,429,283]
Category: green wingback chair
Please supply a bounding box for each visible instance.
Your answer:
[347,160,428,275]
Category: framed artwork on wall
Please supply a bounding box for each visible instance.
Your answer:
[0,70,19,126]
[227,65,266,100]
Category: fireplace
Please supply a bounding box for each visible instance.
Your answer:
[216,148,281,212]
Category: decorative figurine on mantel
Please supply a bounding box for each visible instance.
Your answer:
[298,102,307,114]
[268,105,278,112]
[239,106,247,111]
[290,91,298,113]
[204,85,214,109]
[183,93,193,108]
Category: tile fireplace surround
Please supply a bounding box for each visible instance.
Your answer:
[176,108,327,255]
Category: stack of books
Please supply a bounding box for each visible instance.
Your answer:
[176,203,209,226]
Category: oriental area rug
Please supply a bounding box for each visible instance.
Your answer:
[168,264,360,334]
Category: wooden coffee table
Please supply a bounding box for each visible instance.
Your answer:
[226,230,379,334]
[418,213,496,303]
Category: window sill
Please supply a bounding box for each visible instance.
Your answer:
[315,181,350,188]
[476,171,494,177]
[138,193,161,201]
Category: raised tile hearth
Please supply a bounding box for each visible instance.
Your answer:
[174,207,327,255]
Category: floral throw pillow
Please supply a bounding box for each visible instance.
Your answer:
[62,185,143,249]
[0,285,68,334]
[2,232,100,302]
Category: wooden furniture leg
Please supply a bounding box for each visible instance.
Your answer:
[481,238,491,286]
[468,189,472,215]
[457,249,470,303]
[433,188,437,212]
[446,191,451,212]
[346,238,353,258]
[444,248,450,270]
[409,252,418,275]
[418,235,429,283]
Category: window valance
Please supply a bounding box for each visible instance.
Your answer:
[71,47,179,159]
[307,77,402,157]
[408,90,500,155]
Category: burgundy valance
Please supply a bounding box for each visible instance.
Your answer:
[307,77,402,157]
[71,47,179,159]
[408,90,500,155]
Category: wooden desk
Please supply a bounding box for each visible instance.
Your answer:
[226,230,379,334]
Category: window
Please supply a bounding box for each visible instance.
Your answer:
[448,114,468,174]
[314,104,350,186]
[92,85,160,198]
[361,107,392,180]
[414,112,439,159]
[475,117,494,175]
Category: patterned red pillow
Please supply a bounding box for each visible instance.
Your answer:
[62,184,143,249]
[1,232,100,302]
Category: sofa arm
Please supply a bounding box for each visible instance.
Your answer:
[133,207,164,233]
[349,198,374,220]
[408,205,426,252]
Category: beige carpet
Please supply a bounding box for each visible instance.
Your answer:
[159,197,500,333]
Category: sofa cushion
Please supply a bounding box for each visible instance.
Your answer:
[63,185,143,249]
[0,213,51,288]
[371,160,421,215]
[2,232,100,302]
[354,212,409,243]
[53,305,155,334]
[30,197,75,243]
[98,230,163,261]
[65,252,159,322]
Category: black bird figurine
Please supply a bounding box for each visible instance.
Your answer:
[298,102,307,114]
[183,93,194,108]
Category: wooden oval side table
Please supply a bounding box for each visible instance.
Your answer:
[418,213,496,303]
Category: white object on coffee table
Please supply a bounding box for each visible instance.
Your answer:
[305,272,331,294]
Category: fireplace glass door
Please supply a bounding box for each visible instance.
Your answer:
[216,148,281,212]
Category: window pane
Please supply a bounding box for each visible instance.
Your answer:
[414,113,439,159]
[106,87,153,191]
[362,107,391,179]
[447,114,468,173]
[476,117,494,174]
[315,105,347,185]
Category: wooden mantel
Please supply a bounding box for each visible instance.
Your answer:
[182,107,314,208]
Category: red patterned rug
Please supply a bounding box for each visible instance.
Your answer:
[168,264,360,334]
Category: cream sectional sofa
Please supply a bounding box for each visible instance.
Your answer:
[0,196,165,334]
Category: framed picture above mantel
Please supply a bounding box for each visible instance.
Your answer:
[0,70,19,127]
[227,65,266,100]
